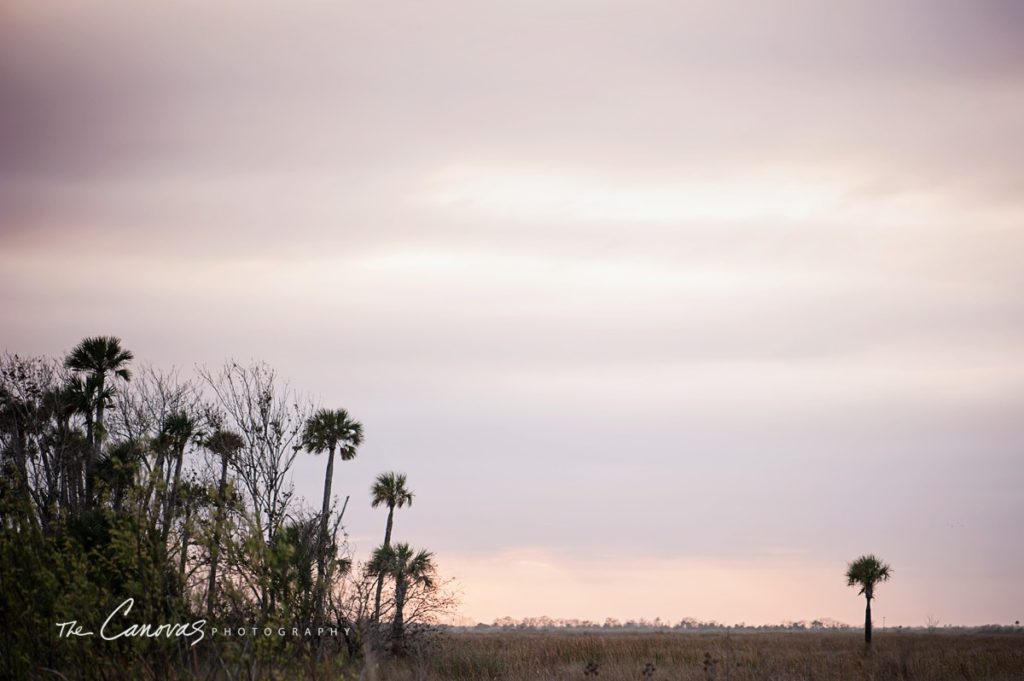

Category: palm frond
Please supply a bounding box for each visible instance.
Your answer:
[371,471,414,508]
[846,554,892,597]
[301,408,364,456]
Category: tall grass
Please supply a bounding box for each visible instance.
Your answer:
[378,631,1024,680]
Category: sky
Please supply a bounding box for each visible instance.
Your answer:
[2,0,1023,626]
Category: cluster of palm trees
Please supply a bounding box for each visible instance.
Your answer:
[368,473,433,643]
[1,335,442,670]
[300,408,436,641]
[28,336,137,513]
[64,336,135,504]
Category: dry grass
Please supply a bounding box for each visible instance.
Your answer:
[375,631,1024,681]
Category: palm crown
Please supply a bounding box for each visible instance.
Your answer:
[65,336,134,382]
[846,554,892,599]
[158,411,200,451]
[302,408,363,458]
[65,375,112,414]
[204,429,245,460]
[64,336,134,506]
[371,471,414,510]
[368,543,435,587]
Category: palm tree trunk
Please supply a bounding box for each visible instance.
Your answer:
[162,445,185,541]
[82,410,95,510]
[392,577,406,643]
[373,505,395,622]
[10,413,29,496]
[207,454,229,614]
[145,446,167,529]
[179,506,192,582]
[864,597,873,646]
[316,445,336,608]
[87,377,105,506]
[58,450,69,514]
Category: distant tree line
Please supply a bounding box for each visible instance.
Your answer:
[479,616,854,632]
[0,337,455,680]
[473,618,1021,635]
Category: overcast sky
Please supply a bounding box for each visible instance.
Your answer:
[2,0,1023,626]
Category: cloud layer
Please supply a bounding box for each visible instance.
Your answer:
[2,0,1023,625]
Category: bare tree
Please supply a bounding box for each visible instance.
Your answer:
[199,361,307,543]
[198,361,310,613]
[108,364,198,445]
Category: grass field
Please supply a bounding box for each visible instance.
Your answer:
[371,631,1024,681]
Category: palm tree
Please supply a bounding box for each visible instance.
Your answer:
[64,336,133,505]
[94,440,142,512]
[273,517,320,615]
[157,411,200,542]
[64,375,112,509]
[367,543,435,644]
[370,472,414,622]
[846,554,892,647]
[203,429,244,614]
[301,408,363,601]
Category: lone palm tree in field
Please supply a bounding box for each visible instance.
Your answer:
[846,554,892,647]
[204,428,245,614]
[64,336,133,505]
[367,542,435,646]
[371,471,414,622]
[302,408,363,602]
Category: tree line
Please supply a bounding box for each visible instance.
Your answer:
[0,336,454,679]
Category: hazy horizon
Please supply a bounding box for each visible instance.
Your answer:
[2,0,1023,627]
